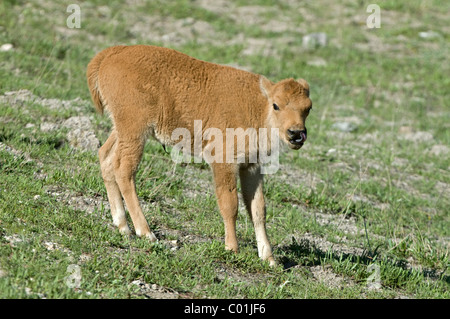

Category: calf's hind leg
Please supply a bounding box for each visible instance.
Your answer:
[112,131,157,241]
[99,130,131,235]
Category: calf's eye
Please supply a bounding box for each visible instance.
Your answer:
[273,103,280,111]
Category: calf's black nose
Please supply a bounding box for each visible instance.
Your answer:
[287,128,307,144]
[287,128,307,138]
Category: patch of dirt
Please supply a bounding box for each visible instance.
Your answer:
[275,162,323,192]
[309,265,355,289]
[429,144,450,157]
[0,142,35,164]
[4,234,26,247]
[131,279,181,299]
[45,186,111,224]
[292,232,366,258]
[128,15,224,46]
[276,234,362,290]
[398,126,434,143]
[156,224,216,248]
[0,90,99,153]
[352,33,409,54]
[179,164,214,199]
[0,89,87,112]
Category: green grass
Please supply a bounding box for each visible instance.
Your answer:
[0,0,448,299]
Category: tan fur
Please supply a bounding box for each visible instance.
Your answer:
[87,45,312,266]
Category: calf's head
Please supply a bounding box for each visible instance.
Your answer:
[260,77,312,150]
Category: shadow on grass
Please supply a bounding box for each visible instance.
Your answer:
[278,236,449,286]
[278,236,378,268]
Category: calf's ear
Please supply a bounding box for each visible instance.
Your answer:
[296,78,309,89]
[296,78,310,96]
[259,76,273,98]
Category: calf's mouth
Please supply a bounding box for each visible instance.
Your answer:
[287,130,307,149]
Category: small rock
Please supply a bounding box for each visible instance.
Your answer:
[40,122,59,132]
[63,116,92,130]
[398,126,414,135]
[307,58,327,67]
[79,253,92,263]
[25,123,35,129]
[5,234,23,247]
[0,43,13,52]
[43,241,57,251]
[66,129,100,152]
[302,32,327,49]
[63,116,99,152]
[331,122,357,132]
[97,5,111,18]
[418,31,440,39]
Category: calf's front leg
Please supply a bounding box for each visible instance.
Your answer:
[239,165,275,266]
[211,163,239,253]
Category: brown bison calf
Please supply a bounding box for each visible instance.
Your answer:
[87,45,312,266]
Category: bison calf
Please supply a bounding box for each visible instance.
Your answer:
[87,45,312,266]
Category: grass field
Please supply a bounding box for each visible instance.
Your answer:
[0,0,448,299]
